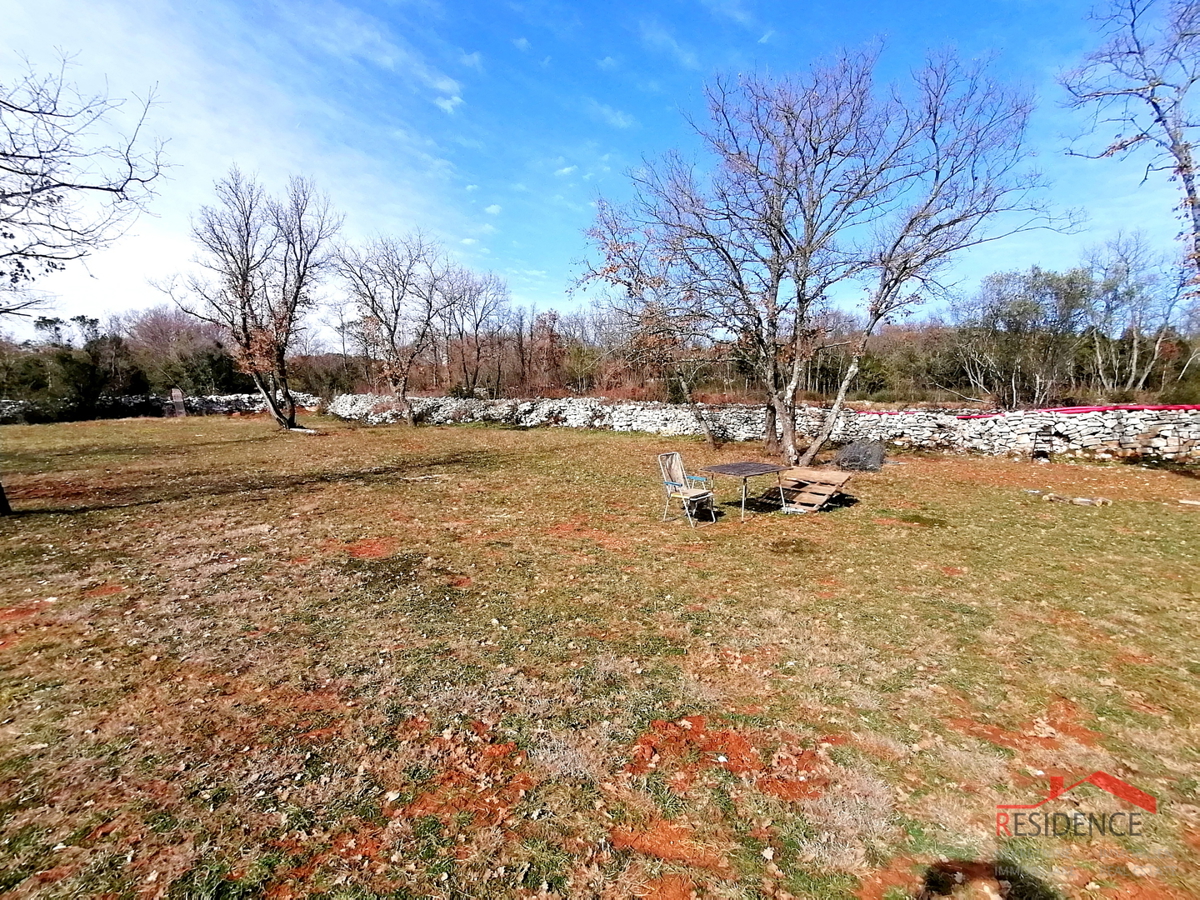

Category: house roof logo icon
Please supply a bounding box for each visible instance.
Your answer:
[997,773,1157,814]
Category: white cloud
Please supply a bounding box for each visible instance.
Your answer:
[597,56,617,70]
[275,0,462,103]
[460,51,483,70]
[461,237,478,245]
[435,95,464,113]
[587,99,635,129]
[484,204,502,214]
[0,0,479,324]
[638,21,699,69]
[465,184,479,191]
[554,165,577,176]
[758,30,775,44]
[701,0,754,26]
[513,37,530,51]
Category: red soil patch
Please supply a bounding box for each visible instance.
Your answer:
[1098,880,1196,899]
[635,873,696,900]
[624,716,825,799]
[344,537,396,559]
[287,556,311,566]
[947,697,1101,752]
[940,566,967,576]
[402,726,536,827]
[611,819,727,871]
[0,605,39,624]
[855,855,925,900]
[83,583,126,597]
[544,517,632,551]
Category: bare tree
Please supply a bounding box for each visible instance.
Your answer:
[1,58,161,313]
[800,53,1054,463]
[1062,0,1200,284]
[441,267,510,396]
[179,168,340,429]
[584,50,904,462]
[1,57,162,514]
[336,232,453,423]
[1084,233,1190,392]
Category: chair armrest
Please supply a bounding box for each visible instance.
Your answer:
[664,480,683,488]
[686,475,709,483]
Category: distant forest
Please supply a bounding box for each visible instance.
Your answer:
[3,248,1198,423]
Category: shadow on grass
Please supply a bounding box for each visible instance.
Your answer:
[916,859,1061,899]
[1,449,507,518]
[728,492,861,515]
[1119,457,1200,480]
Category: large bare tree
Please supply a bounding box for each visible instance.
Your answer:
[180,168,340,429]
[1062,0,1200,284]
[800,53,1053,463]
[584,50,903,462]
[1,58,161,514]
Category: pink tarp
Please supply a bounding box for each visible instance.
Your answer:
[842,404,1200,420]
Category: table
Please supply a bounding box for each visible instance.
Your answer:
[698,461,789,520]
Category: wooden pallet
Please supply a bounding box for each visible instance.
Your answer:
[761,467,853,514]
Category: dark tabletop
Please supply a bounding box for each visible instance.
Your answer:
[700,461,789,477]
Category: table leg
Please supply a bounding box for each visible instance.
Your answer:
[741,477,747,521]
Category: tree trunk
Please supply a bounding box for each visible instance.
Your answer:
[251,373,292,429]
[762,402,781,456]
[392,371,416,425]
[799,324,875,466]
[0,480,12,516]
[798,355,860,466]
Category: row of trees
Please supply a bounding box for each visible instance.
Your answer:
[6,235,1197,416]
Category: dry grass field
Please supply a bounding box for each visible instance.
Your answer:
[1,415,1198,900]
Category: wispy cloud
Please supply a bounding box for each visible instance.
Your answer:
[597,55,617,70]
[513,37,530,51]
[638,21,699,70]
[276,0,464,110]
[700,0,754,26]
[554,165,577,176]
[460,51,483,70]
[586,99,635,129]
[484,204,502,214]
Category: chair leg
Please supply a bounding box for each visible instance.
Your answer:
[682,500,697,527]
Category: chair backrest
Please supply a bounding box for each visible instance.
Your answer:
[658,452,688,494]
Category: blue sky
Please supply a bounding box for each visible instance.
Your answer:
[1,0,1187,337]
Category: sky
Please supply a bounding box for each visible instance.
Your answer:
[0,0,1188,341]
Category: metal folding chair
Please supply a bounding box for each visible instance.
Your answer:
[657,452,716,527]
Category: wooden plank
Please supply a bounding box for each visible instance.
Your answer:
[780,467,852,487]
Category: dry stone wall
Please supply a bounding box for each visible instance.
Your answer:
[326,394,1200,462]
[0,392,321,425]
